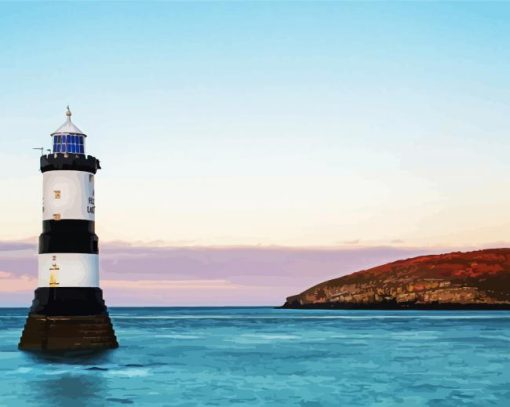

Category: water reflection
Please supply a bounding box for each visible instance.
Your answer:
[30,373,106,406]
[21,351,114,406]
[24,349,114,365]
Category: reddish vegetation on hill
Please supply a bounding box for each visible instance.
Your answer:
[283,249,510,309]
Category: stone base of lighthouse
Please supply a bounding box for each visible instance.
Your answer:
[19,288,118,351]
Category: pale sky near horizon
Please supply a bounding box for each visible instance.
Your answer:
[1,1,510,249]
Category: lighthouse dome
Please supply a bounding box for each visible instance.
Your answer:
[51,106,86,155]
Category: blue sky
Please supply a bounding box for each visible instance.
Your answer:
[1,1,510,305]
[1,1,510,247]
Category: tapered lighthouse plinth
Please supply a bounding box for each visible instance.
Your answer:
[19,108,118,351]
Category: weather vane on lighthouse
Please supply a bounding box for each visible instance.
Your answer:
[19,107,118,351]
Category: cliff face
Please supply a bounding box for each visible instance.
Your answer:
[283,249,510,309]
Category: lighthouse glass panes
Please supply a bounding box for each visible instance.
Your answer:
[53,134,85,154]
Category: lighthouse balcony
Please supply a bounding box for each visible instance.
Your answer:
[41,154,101,174]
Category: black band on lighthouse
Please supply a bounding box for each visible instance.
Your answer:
[29,287,108,316]
[40,154,101,174]
[39,220,99,254]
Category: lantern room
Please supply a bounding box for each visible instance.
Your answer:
[51,106,86,155]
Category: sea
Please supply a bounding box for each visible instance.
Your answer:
[1,307,510,406]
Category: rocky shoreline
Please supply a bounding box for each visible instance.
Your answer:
[281,302,510,310]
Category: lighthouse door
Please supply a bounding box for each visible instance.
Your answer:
[49,257,60,287]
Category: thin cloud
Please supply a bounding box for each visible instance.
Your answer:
[0,270,36,292]
[102,279,241,290]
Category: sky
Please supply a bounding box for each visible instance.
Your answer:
[1,1,510,305]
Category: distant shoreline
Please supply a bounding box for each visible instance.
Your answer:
[281,302,510,310]
[283,249,510,311]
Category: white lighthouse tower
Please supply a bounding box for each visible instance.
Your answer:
[19,107,118,351]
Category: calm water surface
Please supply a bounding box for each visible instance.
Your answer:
[1,307,510,406]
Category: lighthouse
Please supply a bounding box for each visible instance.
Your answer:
[19,107,118,351]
